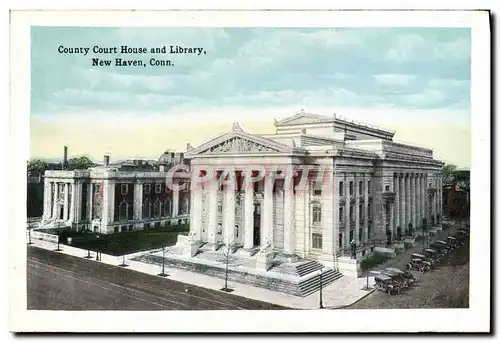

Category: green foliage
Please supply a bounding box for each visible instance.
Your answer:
[67,224,190,256]
[360,252,390,271]
[67,156,95,170]
[442,164,457,184]
[27,159,49,175]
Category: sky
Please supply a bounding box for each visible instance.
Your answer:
[30,27,471,168]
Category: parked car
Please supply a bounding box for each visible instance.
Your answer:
[374,274,400,295]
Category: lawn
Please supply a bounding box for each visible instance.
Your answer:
[66,224,189,256]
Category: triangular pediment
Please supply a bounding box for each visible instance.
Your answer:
[275,112,335,126]
[185,130,296,157]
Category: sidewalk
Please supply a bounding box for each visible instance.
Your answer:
[29,239,375,310]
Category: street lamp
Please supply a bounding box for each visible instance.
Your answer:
[319,268,324,309]
[158,246,169,277]
[27,228,33,245]
[54,221,62,252]
[95,234,100,261]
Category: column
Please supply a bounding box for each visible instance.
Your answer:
[223,180,236,244]
[190,176,203,241]
[344,173,350,254]
[424,174,429,223]
[208,174,219,245]
[262,175,274,246]
[404,174,410,234]
[101,180,109,232]
[399,174,405,236]
[394,174,400,232]
[108,181,115,224]
[88,183,94,221]
[69,181,76,222]
[420,175,425,229]
[363,174,369,243]
[43,179,51,220]
[354,173,360,246]
[389,202,394,239]
[411,174,417,229]
[172,179,179,217]
[283,175,295,255]
[438,175,442,218]
[74,181,82,225]
[52,182,60,218]
[415,173,420,230]
[133,182,143,221]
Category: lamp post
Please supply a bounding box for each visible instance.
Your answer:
[54,221,62,251]
[319,268,324,309]
[158,246,169,277]
[27,228,32,245]
[95,234,100,261]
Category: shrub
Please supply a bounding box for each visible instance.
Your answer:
[360,252,390,271]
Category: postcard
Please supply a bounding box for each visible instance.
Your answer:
[9,9,490,333]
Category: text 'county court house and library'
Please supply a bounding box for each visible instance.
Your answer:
[40,111,444,277]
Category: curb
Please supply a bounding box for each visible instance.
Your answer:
[328,287,376,309]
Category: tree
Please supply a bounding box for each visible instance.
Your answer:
[442,164,457,185]
[67,156,95,170]
[27,159,48,175]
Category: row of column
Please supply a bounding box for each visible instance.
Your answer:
[393,173,427,235]
[43,179,77,222]
[191,170,295,254]
[341,172,370,253]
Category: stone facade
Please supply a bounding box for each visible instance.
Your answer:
[182,112,444,273]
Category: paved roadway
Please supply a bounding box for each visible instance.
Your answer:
[27,246,287,310]
[347,238,469,309]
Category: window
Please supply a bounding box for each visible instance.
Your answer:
[349,229,353,242]
[155,183,161,194]
[164,198,172,217]
[368,224,372,239]
[235,225,239,238]
[154,199,161,217]
[218,204,223,214]
[359,181,363,196]
[121,184,128,195]
[368,202,372,220]
[312,234,323,249]
[94,184,100,194]
[358,228,363,242]
[119,200,128,221]
[339,181,344,196]
[312,206,322,224]
[368,181,371,194]
[349,205,354,222]
[349,181,353,196]
[339,233,343,249]
[144,184,151,194]
[313,181,322,196]
[359,204,364,221]
[143,198,152,218]
[385,185,390,192]
[339,207,344,223]
[128,224,133,232]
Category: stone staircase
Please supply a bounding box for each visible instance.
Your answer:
[295,261,343,297]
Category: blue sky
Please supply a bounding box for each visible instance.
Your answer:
[30,27,471,167]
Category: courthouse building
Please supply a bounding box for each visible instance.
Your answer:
[41,111,444,274]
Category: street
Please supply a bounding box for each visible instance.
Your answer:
[27,246,287,310]
[347,238,469,309]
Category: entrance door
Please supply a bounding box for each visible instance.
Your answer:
[60,206,64,220]
[253,203,261,247]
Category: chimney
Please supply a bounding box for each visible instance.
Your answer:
[63,145,68,169]
[104,155,110,167]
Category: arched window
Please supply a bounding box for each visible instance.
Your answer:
[181,196,189,215]
[143,198,152,219]
[119,200,128,221]
[154,198,161,218]
[164,198,172,217]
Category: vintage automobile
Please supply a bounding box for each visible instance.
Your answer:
[424,248,440,263]
[374,274,400,295]
[430,242,448,257]
[380,270,409,289]
[411,253,426,261]
[386,267,417,286]
[447,236,458,249]
[407,258,431,273]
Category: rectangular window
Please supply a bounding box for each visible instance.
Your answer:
[339,233,343,249]
[368,223,372,239]
[155,183,161,194]
[359,204,364,221]
[349,229,353,242]
[312,206,322,224]
[368,203,372,220]
[385,185,390,192]
[128,224,133,232]
[358,228,363,242]
[144,184,151,194]
[339,207,344,223]
[313,181,322,196]
[368,181,371,194]
[312,233,323,249]
[349,205,354,222]
[121,184,128,195]
[114,227,119,234]
[349,181,353,196]
[339,181,344,196]
[218,204,223,214]
[359,181,363,196]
